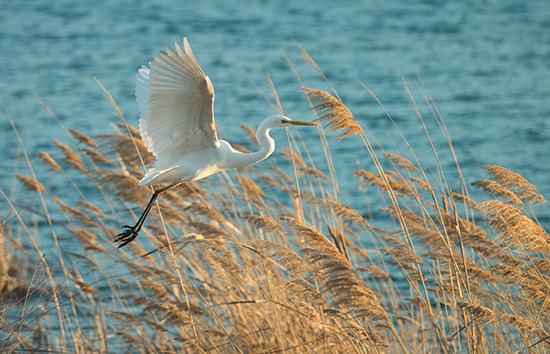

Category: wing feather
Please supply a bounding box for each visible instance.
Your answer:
[136,38,218,164]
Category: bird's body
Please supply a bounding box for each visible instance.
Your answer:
[114,38,315,248]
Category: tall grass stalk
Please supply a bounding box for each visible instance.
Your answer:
[2,50,549,354]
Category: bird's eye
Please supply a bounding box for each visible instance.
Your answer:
[281,119,289,124]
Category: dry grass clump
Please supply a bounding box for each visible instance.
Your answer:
[3,52,550,354]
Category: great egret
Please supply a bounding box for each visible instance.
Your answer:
[114,38,316,248]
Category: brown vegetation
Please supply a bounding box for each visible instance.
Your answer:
[2,55,549,354]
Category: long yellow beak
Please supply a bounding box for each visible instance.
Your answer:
[290,120,317,126]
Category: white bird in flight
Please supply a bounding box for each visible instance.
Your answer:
[114,38,316,248]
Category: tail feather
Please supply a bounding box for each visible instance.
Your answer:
[139,166,180,186]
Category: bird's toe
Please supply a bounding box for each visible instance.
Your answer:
[114,225,140,247]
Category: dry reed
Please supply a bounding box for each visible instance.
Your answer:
[3,49,550,354]
[300,87,363,140]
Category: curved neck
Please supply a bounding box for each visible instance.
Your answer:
[225,119,276,169]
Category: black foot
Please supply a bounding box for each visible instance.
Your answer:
[114,224,141,248]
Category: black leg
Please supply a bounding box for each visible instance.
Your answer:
[114,181,183,248]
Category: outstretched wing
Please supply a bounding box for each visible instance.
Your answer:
[136,38,219,164]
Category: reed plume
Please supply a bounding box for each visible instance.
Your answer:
[54,140,86,172]
[37,152,62,172]
[15,175,46,193]
[69,128,99,148]
[481,165,547,205]
[300,87,363,139]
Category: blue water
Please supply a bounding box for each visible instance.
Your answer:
[1,0,550,239]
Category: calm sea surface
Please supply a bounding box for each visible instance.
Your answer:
[1,0,550,250]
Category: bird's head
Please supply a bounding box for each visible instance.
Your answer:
[266,115,317,129]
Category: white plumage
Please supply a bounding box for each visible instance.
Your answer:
[114,37,316,248]
[136,38,219,186]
